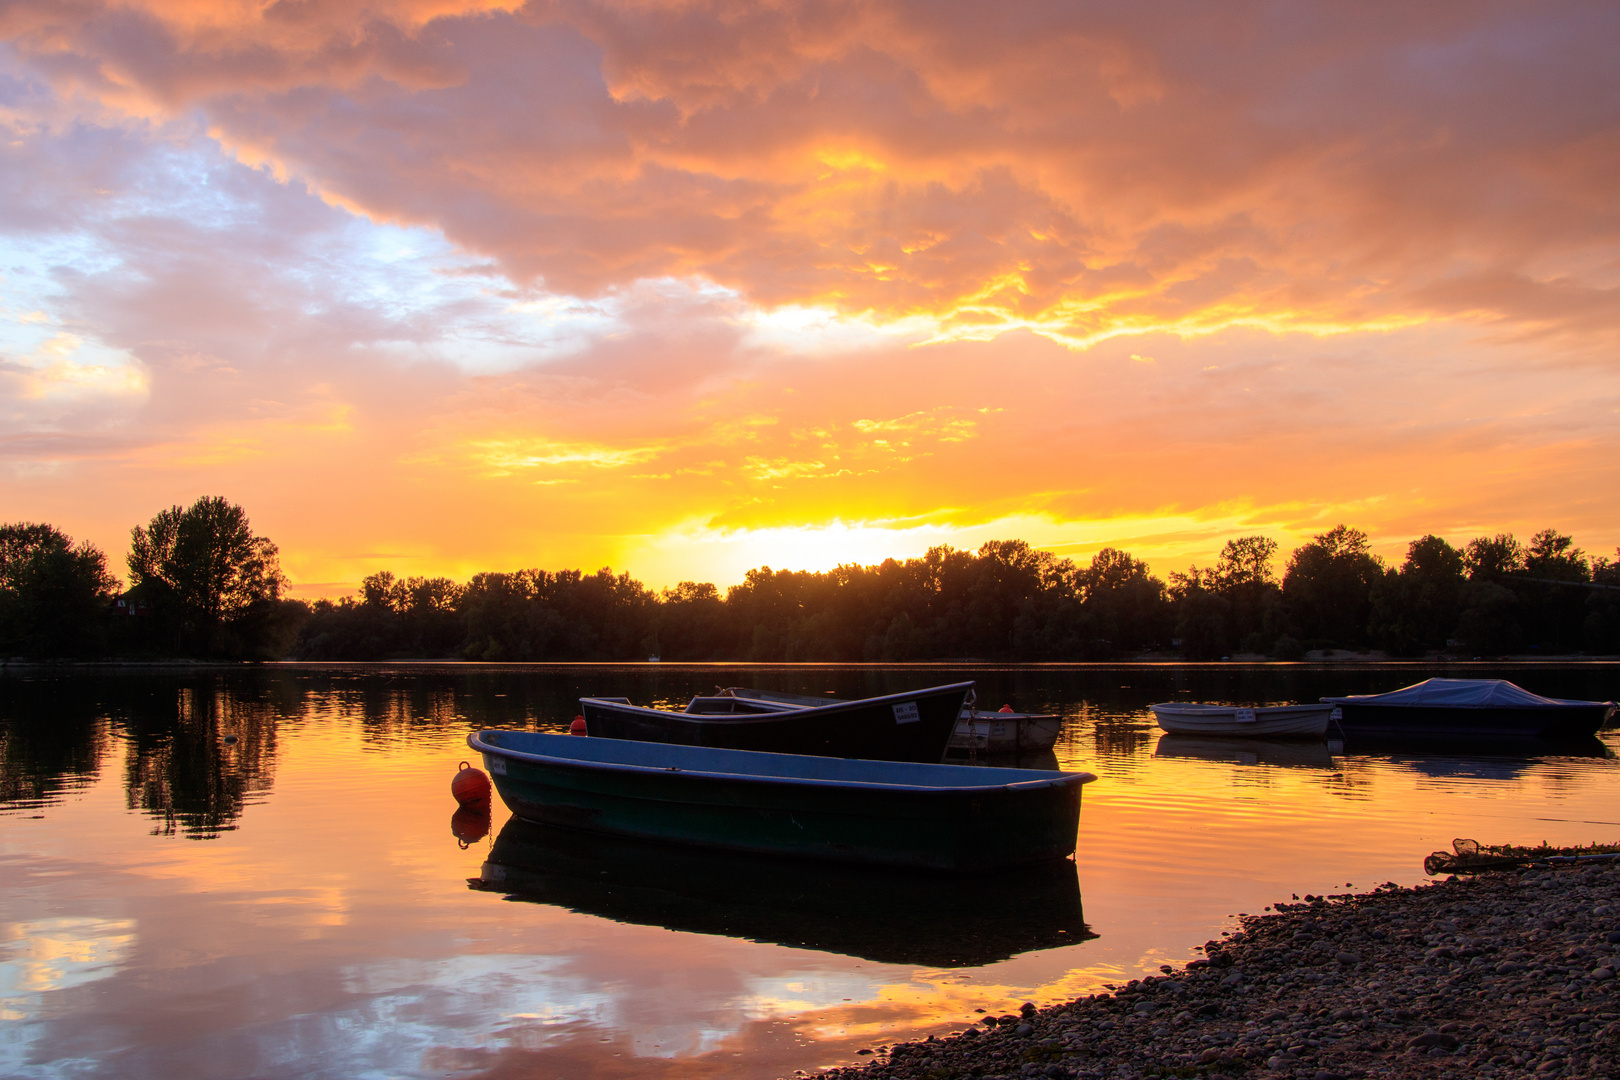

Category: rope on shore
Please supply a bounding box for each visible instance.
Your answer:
[1424,836,1620,876]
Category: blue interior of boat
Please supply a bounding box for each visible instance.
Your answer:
[474,729,1092,790]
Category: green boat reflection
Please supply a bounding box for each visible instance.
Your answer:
[469,817,1094,967]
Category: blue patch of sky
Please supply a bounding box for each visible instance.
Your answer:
[1,84,640,379]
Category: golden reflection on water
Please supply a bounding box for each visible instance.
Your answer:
[0,670,1617,1079]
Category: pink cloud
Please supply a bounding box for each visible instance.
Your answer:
[4,1,1615,339]
[3,1,1620,592]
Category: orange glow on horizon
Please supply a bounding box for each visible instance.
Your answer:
[3,2,1618,593]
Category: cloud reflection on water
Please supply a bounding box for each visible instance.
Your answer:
[0,665,1616,1079]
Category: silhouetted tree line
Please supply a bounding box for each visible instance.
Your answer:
[1168,526,1620,660]
[295,526,1620,661]
[5,503,1619,660]
[1,496,304,660]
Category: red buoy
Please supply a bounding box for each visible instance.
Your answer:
[451,760,492,808]
[999,704,1015,713]
[570,716,588,736]
[451,805,490,848]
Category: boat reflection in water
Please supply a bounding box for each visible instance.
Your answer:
[1153,734,1338,770]
[469,817,1094,967]
[1331,732,1613,780]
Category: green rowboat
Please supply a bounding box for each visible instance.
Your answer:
[468,730,1096,872]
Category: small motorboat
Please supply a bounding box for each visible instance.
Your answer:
[468,729,1097,871]
[949,707,1063,754]
[580,682,972,763]
[1149,702,1333,737]
[1322,678,1616,738]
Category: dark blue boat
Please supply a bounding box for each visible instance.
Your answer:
[1323,678,1616,739]
[468,729,1096,871]
[579,681,972,763]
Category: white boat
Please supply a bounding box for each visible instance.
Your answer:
[949,709,1063,754]
[1149,702,1332,738]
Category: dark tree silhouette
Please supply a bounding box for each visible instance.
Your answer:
[1369,535,1466,656]
[1463,533,1525,579]
[126,496,294,657]
[1281,525,1385,648]
[0,523,119,656]
[8,505,1611,661]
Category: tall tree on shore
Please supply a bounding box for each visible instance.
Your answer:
[127,496,292,656]
[1211,535,1282,652]
[1369,534,1466,656]
[1463,533,1525,580]
[0,523,119,656]
[1281,525,1385,648]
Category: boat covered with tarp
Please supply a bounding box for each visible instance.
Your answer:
[468,729,1096,871]
[580,682,972,763]
[1322,678,1615,738]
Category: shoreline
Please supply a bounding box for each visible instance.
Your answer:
[806,855,1619,1080]
[4,657,1619,672]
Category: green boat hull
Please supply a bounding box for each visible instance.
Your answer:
[470,731,1091,872]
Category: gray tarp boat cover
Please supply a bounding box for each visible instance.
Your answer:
[1323,678,1611,709]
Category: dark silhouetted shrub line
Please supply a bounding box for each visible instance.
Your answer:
[3,497,303,661]
[3,508,1619,661]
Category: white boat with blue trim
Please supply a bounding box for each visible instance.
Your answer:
[1149,702,1332,738]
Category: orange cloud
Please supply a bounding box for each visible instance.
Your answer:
[3,1,1619,593]
[6,1,1617,345]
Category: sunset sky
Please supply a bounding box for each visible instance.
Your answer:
[3,1,1618,598]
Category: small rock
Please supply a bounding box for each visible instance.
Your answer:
[1016,1023,1034,1036]
[1407,1032,1459,1050]
[1335,951,1360,966]
[1021,1001,1037,1016]
[1133,1001,1156,1015]
[1590,967,1615,981]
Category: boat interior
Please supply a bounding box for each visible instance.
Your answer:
[476,728,1090,789]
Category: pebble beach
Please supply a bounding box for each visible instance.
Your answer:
[806,855,1620,1080]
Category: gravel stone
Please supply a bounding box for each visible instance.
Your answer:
[803,857,1620,1080]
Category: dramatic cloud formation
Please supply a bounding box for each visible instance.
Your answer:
[2,0,1617,592]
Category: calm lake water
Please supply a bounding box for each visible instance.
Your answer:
[3,663,1618,1080]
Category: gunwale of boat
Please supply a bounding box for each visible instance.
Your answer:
[591,680,975,726]
[470,728,1094,793]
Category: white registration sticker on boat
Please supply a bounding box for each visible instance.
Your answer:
[488,756,507,775]
[1330,706,1342,721]
[1235,708,1256,723]
[892,702,921,724]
